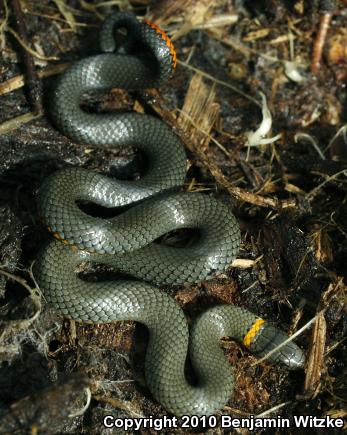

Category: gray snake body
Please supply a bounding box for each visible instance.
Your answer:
[35,12,304,416]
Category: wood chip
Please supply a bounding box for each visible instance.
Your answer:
[303,311,326,398]
[178,74,218,150]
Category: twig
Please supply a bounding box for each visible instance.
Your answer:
[0,63,69,95]
[26,10,94,28]
[306,169,347,200]
[311,0,335,74]
[11,0,43,114]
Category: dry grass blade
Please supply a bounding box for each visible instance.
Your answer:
[68,388,91,417]
[79,0,104,20]
[53,0,77,32]
[6,26,59,61]
[0,0,9,49]
[295,132,326,160]
[0,112,41,135]
[178,59,261,107]
[209,32,280,64]
[256,401,292,417]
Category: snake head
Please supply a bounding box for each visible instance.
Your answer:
[249,324,305,370]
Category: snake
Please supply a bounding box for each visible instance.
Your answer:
[34,12,305,416]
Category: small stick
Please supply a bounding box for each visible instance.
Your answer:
[11,0,43,114]
[311,0,335,74]
[0,63,69,96]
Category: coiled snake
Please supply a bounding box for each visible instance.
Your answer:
[35,12,304,416]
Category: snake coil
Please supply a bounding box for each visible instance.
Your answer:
[35,12,304,416]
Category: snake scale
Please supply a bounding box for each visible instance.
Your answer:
[34,12,304,416]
